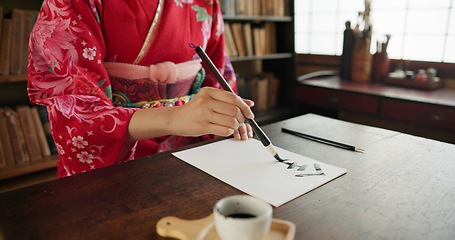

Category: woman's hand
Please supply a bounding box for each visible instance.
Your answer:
[232,98,254,140]
[128,87,255,141]
[171,87,254,138]
[232,121,254,140]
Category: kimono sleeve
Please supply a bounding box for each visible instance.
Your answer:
[27,0,138,177]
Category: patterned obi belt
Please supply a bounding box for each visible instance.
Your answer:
[104,60,205,109]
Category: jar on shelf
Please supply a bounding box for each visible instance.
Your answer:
[351,37,372,82]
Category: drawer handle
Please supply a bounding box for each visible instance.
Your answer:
[328,96,339,103]
[429,112,445,121]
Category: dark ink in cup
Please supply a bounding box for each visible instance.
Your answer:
[227,213,256,219]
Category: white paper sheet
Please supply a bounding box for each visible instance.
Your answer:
[172,138,347,207]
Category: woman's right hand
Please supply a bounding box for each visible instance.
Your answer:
[170,87,255,137]
[128,87,255,141]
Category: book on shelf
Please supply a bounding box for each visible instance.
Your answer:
[0,108,15,167]
[242,22,253,56]
[236,0,246,15]
[0,18,12,75]
[239,72,280,112]
[224,23,238,57]
[220,0,287,17]
[0,105,6,168]
[236,75,250,100]
[220,0,235,16]
[36,105,57,155]
[258,72,280,110]
[0,6,3,46]
[245,0,254,16]
[10,8,25,74]
[256,77,269,111]
[1,8,39,75]
[261,0,272,16]
[248,77,258,110]
[264,22,276,54]
[30,106,52,157]
[16,105,43,161]
[261,0,286,16]
[0,105,57,169]
[225,22,277,57]
[275,0,286,16]
[0,136,5,168]
[21,10,38,73]
[252,25,265,56]
[4,107,30,165]
[267,75,280,109]
[252,0,261,16]
[230,22,246,57]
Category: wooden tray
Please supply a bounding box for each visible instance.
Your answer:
[156,214,296,240]
[384,77,443,90]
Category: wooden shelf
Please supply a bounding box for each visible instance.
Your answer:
[0,74,28,83]
[0,155,58,180]
[224,15,292,22]
[230,53,294,62]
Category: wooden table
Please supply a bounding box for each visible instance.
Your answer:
[1,114,455,239]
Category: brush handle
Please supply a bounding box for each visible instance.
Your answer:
[194,46,272,147]
[246,119,272,146]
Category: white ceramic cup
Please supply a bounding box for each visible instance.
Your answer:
[213,195,272,240]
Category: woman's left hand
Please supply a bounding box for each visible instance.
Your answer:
[232,99,254,140]
[232,122,253,140]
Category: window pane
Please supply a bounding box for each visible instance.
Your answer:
[309,33,338,55]
[335,32,344,55]
[295,33,310,53]
[339,0,364,12]
[371,0,407,10]
[406,9,449,34]
[295,15,310,32]
[311,13,338,33]
[312,0,339,12]
[370,10,406,35]
[449,7,455,34]
[385,35,404,59]
[408,0,451,8]
[295,0,311,14]
[403,35,445,61]
[443,36,455,63]
[293,0,454,63]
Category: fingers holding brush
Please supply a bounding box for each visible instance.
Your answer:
[174,87,255,137]
[232,99,254,140]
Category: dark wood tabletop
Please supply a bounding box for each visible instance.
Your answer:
[1,114,455,240]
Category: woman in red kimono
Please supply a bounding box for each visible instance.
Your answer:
[28,0,254,177]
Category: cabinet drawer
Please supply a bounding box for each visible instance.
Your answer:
[381,99,455,131]
[297,86,379,115]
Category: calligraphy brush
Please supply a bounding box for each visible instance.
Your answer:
[191,44,287,162]
[282,128,365,152]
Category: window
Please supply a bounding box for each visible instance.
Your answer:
[295,0,455,63]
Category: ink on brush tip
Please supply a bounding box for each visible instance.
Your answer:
[355,147,365,153]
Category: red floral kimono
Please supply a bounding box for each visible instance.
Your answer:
[28,0,237,177]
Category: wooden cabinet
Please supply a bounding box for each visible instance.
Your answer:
[297,76,455,144]
[381,99,455,132]
[296,86,379,116]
